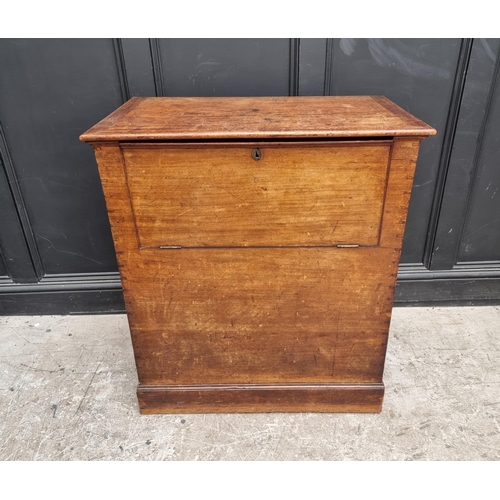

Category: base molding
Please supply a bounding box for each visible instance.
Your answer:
[0,273,125,315]
[137,383,385,414]
[395,276,500,306]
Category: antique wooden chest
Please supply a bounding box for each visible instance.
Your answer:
[80,96,435,413]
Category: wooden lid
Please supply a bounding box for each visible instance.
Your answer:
[80,96,436,142]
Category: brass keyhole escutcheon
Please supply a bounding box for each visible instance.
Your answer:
[251,148,262,161]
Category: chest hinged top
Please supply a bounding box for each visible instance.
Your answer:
[80,95,435,142]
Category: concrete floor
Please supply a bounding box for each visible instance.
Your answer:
[0,306,499,460]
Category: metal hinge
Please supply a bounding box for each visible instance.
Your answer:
[160,245,182,249]
[336,244,359,248]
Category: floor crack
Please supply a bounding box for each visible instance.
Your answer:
[74,362,101,415]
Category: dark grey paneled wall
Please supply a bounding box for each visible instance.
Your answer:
[431,39,500,270]
[156,39,292,97]
[0,39,121,278]
[458,59,500,263]
[0,38,499,314]
[325,38,463,264]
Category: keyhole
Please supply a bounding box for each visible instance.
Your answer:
[252,148,262,161]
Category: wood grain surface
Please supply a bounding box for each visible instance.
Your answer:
[137,383,385,414]
[123,246,398,385]
[122,142,391,248]
[80,96,436,142]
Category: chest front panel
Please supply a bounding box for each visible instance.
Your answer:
[121,142,391,248]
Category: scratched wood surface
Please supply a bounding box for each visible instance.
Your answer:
[121,246,398,385]
[83,97,435,413]
[122,142,391,248]
[80,96,436,142]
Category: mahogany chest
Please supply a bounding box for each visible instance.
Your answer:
[81,96,435,413]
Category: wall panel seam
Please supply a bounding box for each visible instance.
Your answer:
[113,38,131,102]
[424,38,473,270]
[0,122,44,280]
[452,41,500,265]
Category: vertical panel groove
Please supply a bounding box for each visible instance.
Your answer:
[0,123,44,280]
[149,39,165,97]
[452,42,500,266]
[289,39,300,96]
[423,38,473,269]
[0,247,7,276]
[0,153,11,277]
[113,39,131,102]
[324,38,334,96]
